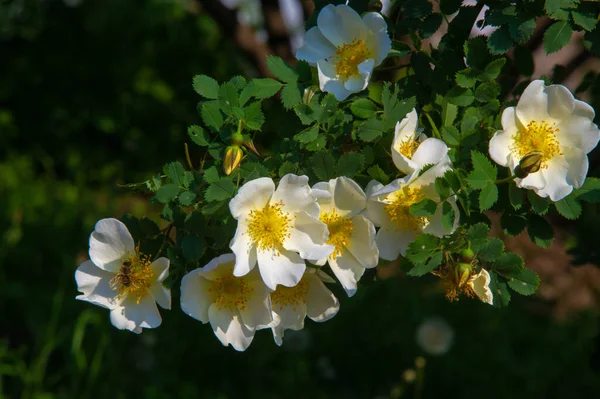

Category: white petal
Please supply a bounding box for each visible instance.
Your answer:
[285,212,334,260]
[377,228,417,260]
[347,215,379,268]
[317,60,353,101]
[75,260,119,310]
[363,12,391,65]
[89,218,135,272]
[535,149,587,201]
[329,252,365,297]
[238,279,273,328]
[305,274,339,322]
[546,83,577,120]
[257,249,306,290]
[517,168,546,192]
[469,269,493,305]
[317,4,366,47]
[271,174,319,217]
[180,269,214,323]
[208,305,255,352]
[229,177,274,219]
[555,113,600,155]
[516,80,548,124]
[423,200,460,237]
[230,222,257,277]
[365,180,387,227]
[110,295,162,333]
[149,284,171,310]
[296,26,336,64]
[149,257,169,283]
[331,177,367,217]
[411,138,450,170]
[344,74,369,93]
[272,302,307,331]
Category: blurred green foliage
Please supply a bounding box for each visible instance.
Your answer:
[1,0,600,398]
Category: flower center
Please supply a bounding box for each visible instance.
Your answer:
[270,278,309,311]
[397,137,419,159]
[110,255,154,303]
[511,120,562,168]
[320,209,354,259]
[384,186,428,231]
[210,275,253,311]
[332,39,372,81]
[247,200,293,252]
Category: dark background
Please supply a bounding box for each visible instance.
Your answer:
[1,0,600,398]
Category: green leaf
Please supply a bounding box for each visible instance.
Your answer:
[239,161,270,181]
[527,214,554,248]
[444,169,462,192]
[554,195,582,219]
[218,82,239,113]
[440,0,462,15]
[572,11,597,32]
[479,183,499,211]
[281,83,302,110]
[409,198,438,217]
[490,272,511,307]
[201,101,224,132]
[181,235,205,262]
[447,86,475,106]
[279,161,297,177]
[179,191,197,206]
[357,118,386,142]
[465,36,490,70]
[203,166,220,184]
[420,13,443,39]
[294,125,319,144]
[402,0,433,19]
[478,238,504,262]
[467,223,490,251]
[243,102,265,131]
[350,98,377,119]
[474,81,501,103]
[336,153,365,178]
[508,183,523,210]
[543,21,573,55]
[461,106,481,135]
[305,135,327,151]
[266,56,298,83]
[390,40,412,57]
[574,177,600,202]
[406,235,442,276]
[501,212,527,236]
[368,165,390,185]
[156,184,180,203]
[466,151,498,189]
[442,126,460,146]
[205,179,236,202]
[192,75,219,99]
[435,177,451,201]
[188,125,210,146]
[488,25,514,55]
[165,162,188,188]
[440,201,456,231]
[248,78,283,99]
[509,18,536,43]
[493,252,524,277]
[456,68,477,88]
[507,268,540,296]
[310,152,336,181]
[527,191,550,214]
[480,58,506,81]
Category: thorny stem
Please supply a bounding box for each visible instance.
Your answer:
[155,223,174,259]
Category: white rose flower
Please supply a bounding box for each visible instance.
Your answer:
[392,109,452,175]
[365,164,459,261]
[229,174,334,290]
[311,176,379,297]
[489,79,600,201]
[296,4,391,101]
[180,253,272,352]
[269,269,339,346]
[468,268,493,305]
[75,218,171,334]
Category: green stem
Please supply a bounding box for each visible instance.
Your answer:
[495,175,517,184]
[424,113,441,139]
[184,143,196,172]
[375,63,411,72]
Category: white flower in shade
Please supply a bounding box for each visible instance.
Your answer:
[392,109,452,175]
[365,164,459,261]
[296,4,391,101]
[489,79,600,201]
[75,218,171,334]
[468,268,493,305]
[311,177,379,297]
[269,269,339,346]
[229,174,334,290]
[180,253,272,352]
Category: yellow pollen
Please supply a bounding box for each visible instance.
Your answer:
[320,209,354,259]
[331,39,372,81]
[384,186,428,231]
[397,137,419,159]
[209,275,253,311]
[110,254,155,304]
[270,279,309,312]
[511,120,562,168]
[247,200,293,253]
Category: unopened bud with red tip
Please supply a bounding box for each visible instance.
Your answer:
[514,151,543,179]
[368,0,383,12]
[455,263,472,288]
[224,145,243,176]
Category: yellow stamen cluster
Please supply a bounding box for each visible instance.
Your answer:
[247,200,293,252]
[384,186,428,231]
[332,39,372,81]
[320,209,354,259]
[432,263,479,302]
[511,120,562,168]
[110,254,154,303]
[209,275,253,311]
[270,278,309,311]
[397,137,419,159]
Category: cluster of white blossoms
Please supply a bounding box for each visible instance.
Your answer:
[75,3,600,350]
